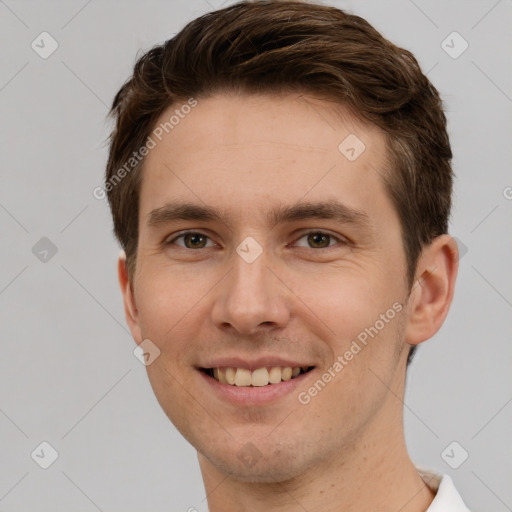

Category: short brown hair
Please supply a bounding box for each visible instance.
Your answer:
[105,0,453,364]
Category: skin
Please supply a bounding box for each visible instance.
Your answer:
[118,92,459,511]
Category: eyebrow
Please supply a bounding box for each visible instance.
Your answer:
[147,199,373,233]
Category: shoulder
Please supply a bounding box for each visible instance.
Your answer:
[415,466,472,512]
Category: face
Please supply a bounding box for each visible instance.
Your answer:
[121,92,414,482]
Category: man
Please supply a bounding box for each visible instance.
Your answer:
[104,1,470,510]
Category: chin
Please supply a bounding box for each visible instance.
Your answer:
[198,436,318,484]
[209,455,305,483]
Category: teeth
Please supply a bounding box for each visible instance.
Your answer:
[268,366,282,384]
[282,367,292,381]
[234,368,252,386]
[251,367,269,386]
[225,367,236,385]
[211,366,309,386]
[217,367,227,384]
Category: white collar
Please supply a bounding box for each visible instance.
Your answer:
[415,466,472,511]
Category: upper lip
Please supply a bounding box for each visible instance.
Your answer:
[198,356,314,371]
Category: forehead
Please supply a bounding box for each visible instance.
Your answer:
[148,92,384,158]
[138,92,393,230]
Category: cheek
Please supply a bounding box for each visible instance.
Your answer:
[300,267,394,336]
[300,267,406,395]
[134,271,205,426]
[133,269,199,359]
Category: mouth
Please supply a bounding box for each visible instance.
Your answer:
[200,366,315,387]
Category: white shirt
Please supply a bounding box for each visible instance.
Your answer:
[417,466,471,511]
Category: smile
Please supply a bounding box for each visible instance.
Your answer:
[201,366,315,387]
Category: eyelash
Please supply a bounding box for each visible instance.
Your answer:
[165,230,347,251]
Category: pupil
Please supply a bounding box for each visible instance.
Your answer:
[309,233,329,248]
[186,233,206,248]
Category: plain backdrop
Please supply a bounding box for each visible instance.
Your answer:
[1,1,511,511]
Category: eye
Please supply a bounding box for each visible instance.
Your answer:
[166,231,216,249]
[293,231,345,249]
[165,230,346,251]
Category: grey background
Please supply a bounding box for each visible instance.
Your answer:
[0,0,511,511]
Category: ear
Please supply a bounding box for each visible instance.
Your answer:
[404,234,459,346]
[118,251,143,344]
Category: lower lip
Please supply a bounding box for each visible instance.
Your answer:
[198,369,314,406]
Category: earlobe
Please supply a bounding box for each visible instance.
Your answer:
[117,251,143,344]
[404,235,459,347]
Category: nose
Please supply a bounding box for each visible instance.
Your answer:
[211,247,291,336]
